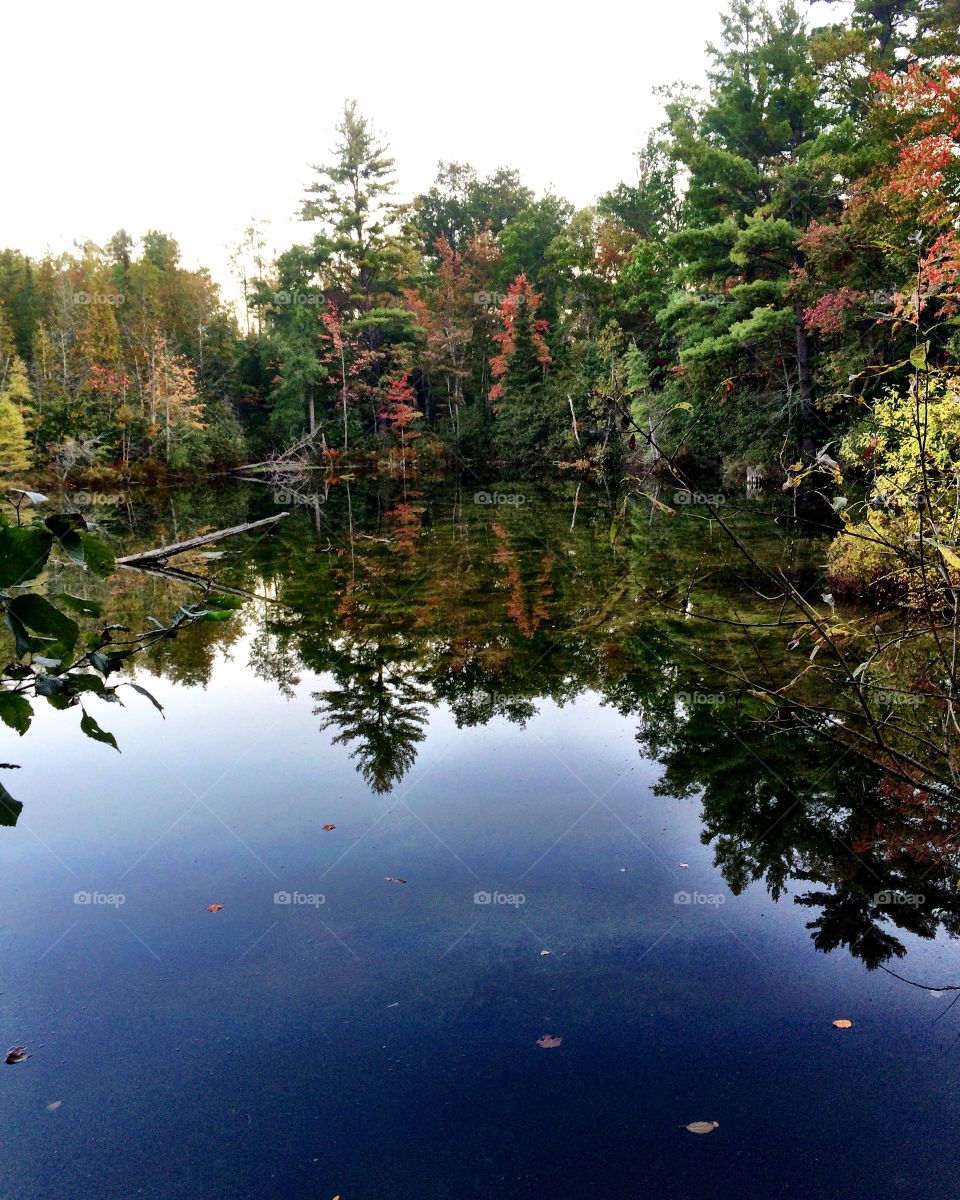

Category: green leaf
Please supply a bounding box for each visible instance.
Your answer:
[8,594,79,653]
[34,674,66,698]
[909,343,929,371]
[4,610,34,658]
[44,513,87,539]
[0,780,23,827]
[58,593,103,618]
[80,709,119,752]
[0,526,54,588]
[0,692,32,735]
[78,533,115,578]
[128,683,164,715]
[207,593,244,610]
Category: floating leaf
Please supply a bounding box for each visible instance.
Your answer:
[832,1019,853,1029]
[536,1034,562,1049]
[685,1121,719,1134]
[5,1046,28,1065]
[384,876,407,884]
[207,904,225,913]
[322,824,336,831]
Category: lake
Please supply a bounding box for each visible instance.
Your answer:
[2,476,959,1200]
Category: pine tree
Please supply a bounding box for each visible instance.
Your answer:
[0,399,32,474]
[661,0,836,460]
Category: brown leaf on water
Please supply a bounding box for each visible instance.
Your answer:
[685,1121,719,1134]
[832,1018,853,1028]
[322,824,336,831]
[5,1046,28,1064]
[207,904,225,913]
[536,1034,562,1049]
[385,876,407,884]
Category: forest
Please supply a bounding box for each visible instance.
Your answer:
[0,0,958,598]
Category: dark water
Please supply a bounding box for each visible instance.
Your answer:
[2,479,959,1200]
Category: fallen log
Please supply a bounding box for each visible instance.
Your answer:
[116,512,289,566]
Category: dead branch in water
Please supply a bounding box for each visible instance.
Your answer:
[116,512,289,566]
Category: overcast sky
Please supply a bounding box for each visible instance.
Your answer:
[6,0,844,295]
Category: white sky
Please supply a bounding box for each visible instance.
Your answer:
[5,0,844,298]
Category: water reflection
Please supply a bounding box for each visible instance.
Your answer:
[5,478,960,973]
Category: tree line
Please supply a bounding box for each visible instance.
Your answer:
[0,0,957,499]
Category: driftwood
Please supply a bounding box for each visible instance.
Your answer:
[116,512,289,566]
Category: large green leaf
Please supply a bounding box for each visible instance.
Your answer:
[0,692,32,735]
[0,526,54,588]
[8,594,80,653]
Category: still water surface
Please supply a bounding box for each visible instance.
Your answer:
[2,480,958,1199]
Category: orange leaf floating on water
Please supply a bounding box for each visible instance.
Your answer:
[322,824,336,831]
[685,1121,719,1134]
[5,1046,28,1065]
[207,904,225,913]
[385,877,407,884]
[832,1019,853,1029]
[536,1034,562,1049]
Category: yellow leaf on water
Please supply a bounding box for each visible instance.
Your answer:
[685,1121,719,1134]
[832,1019,853,1029]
